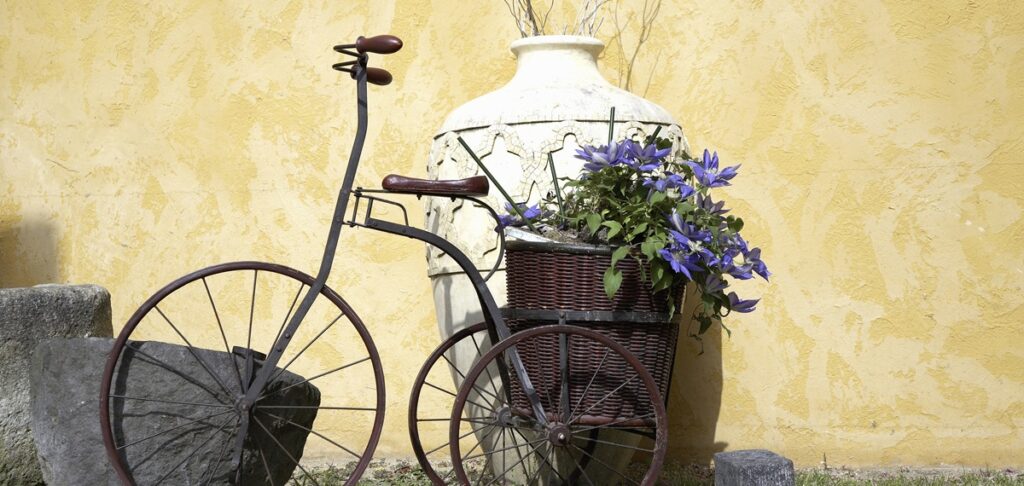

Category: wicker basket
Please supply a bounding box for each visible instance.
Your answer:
[503,240,681,421]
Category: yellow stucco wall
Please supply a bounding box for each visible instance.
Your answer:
[2,0,1022,468]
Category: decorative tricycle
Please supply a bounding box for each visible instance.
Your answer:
[99,35,672,485]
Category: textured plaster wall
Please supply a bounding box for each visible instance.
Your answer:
[2,0,1022,468]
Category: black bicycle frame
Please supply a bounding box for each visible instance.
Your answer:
[238,54,550,427]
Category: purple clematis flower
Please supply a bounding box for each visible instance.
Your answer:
[686,149,740,188]
[724,260,754,280]
[727,292,759,313]
[746,247,770,281]
[703,273,728,294]
[697,192,729,216]
[575,141,628,172]
[658,248,703,280]
[626,140,671,171]
[496,202,542,230]
[668,210,712,244]
[643,173,688,193]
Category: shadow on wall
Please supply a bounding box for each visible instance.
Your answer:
[664,290,727,464]
[0,218,60,288]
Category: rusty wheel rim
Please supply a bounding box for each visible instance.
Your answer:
[99,261,385,485]
[448,324,667,486]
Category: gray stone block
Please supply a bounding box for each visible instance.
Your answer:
[0,284,112,485]
[31,337,320,485]
[714,449,795,486]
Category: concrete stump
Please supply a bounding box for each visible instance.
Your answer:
[714,449,795,486]
[31,337,321,485]
[0,284,112,485]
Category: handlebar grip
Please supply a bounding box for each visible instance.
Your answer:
[356,35,403,54]
[364,67,393,86]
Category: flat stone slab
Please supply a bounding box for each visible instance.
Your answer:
[0,284,112,485]
[714,449,795,486]
[31,337,320,485]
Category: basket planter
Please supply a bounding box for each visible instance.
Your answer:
[503,240,682,421]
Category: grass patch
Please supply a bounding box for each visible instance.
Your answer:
[295,461,1024,485]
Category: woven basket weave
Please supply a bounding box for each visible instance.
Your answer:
[504,240,681,421]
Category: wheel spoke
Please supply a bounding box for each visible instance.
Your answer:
[203,277,245,394]
[247,269,257,351]
[505,426,529,485]
[152,414,236,485]
[571,373,639,424]
[255,405,377,411]
[200,421,238,486]
[251,415,319,486]
[523,338,557,419]
[559,332,569,422]
[569,349,609,421]
[258,356,371,401]
[572,412,656,433]
[425,381,499,415]
[512,427,561,484]
[267,312,345,384]
[473,427,499,486]
[470,333,504,403]
[255,439,275,486]
[574,434,656,452]
[108,394,234,409]
[482,437,547,486]
[154,305,236,399]
[569,443,640,486]
[457,423,500,469]
[116,409,236,450]
[256,409,362,460]
[565,445,597,486]
[462,434,548,462]
[123,342,229,404]
[269,282,305,358]
[543,441,569,484]
[425,420,496,456]
[442,353,501,403]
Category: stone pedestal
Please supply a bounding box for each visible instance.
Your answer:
[714,449,795,486]
[0,284,112,485]
[30,337,321,485]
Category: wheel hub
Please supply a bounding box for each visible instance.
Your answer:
[495,405,513,426]
[548,424,572,447]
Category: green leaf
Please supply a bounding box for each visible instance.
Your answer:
[628,222,649,241]
[729,217,745,232]
[698,315,713,334]
[640,239,658,260]
[649,191,666,204]
[651,259,665,285]
[611,245,630,266]
[585,213,602,234]
[603,266,623,299]
[602,221,623,239]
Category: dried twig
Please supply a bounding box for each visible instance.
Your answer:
[608,0,661,92]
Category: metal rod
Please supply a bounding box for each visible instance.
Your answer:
[547,152,564,218]
[607,106,616,145]
[456,136,538,232]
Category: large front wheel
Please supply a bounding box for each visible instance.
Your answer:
[99,261,385,485]
[449,325,668,485]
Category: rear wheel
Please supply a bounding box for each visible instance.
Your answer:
[99,261,386,485]
[448,325,667,485]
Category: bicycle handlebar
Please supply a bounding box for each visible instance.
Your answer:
[333,34,402,85]
[356,35,403,54]
[365,67,393,86]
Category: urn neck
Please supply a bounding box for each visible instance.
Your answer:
[508,36,608,87]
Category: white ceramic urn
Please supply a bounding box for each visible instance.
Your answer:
[423,35,688,479]
[425,35,688,342]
